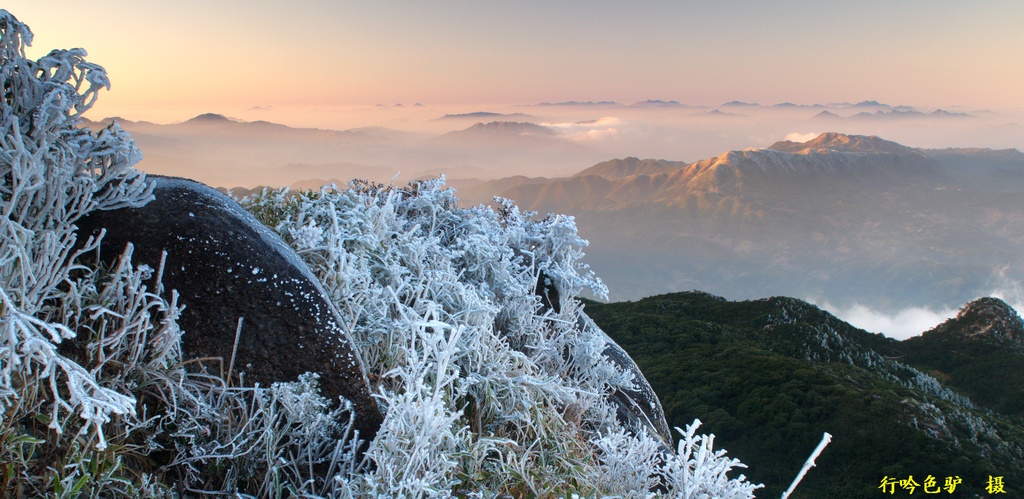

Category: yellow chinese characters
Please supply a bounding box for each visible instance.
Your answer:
[986,476,1006,494]
[879,475,969,494]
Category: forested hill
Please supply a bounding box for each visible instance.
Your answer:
[902,297,1024,419]
[584,292,1024,498]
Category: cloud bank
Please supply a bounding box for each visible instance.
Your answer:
[816,278,1024,341]
[542,117,624,142]
[819,302,958,341]
[784,132,821,143]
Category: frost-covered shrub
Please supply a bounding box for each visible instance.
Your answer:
[594,421,761,499]
[162,372,366,497]
[0,12,370,496]
[0,8,153,451]
[1,244,183,495]
[661,420,760,499]
[244,181,610,496]
[593,427,664,495]
[243,180,761,497]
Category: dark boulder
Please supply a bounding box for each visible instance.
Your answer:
[578,313,674,493]
[75,176,383,441]
[578,315,673,446]
[531,273,672,447]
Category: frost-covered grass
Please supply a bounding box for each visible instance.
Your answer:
[0,9,761,497]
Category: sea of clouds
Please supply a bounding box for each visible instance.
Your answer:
[817,276,1024,341]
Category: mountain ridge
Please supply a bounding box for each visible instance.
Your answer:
[437,121,557,138]
[901,296,1024,418]
[930,297,1024,344]
[585,291,1024,497]
[460,132,950,211]
[457,132,1024,313]
[573,157,686,179]
[767,132,921,155]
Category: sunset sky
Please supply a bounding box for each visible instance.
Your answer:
[5,1,1023,126]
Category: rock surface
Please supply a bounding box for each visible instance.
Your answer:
[75,176,383,440]
[580,315,673,446]
[930,297,1024,344]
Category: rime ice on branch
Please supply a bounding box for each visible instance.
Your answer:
[0,9,153,449]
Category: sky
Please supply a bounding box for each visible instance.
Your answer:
[5,1,1024,126]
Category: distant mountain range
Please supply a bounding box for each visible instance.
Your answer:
[531,99,983,114]
[83,97,1017,193]
[813,109,975,121]
[82,115,603,188]
[82,114,394,188]
[433,121,558,141]
[537,100,620,106]
[431,112,537,122]
[585,292,1024,497]
[85,111,1024,319]
[455,133,1024,315]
